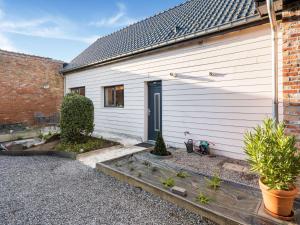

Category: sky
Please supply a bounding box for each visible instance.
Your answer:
[0,0,183,62]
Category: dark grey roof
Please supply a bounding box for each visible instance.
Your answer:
[63,0,260,72]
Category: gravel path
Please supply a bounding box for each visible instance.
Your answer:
[0,156,215,225]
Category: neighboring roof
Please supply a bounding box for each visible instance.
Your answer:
[0,49,64,63]
[255,0,283,16]
[63,0,262,73]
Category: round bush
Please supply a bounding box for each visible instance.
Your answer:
[60,93,94,143]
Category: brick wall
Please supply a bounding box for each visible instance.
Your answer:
[282,1,300,148]
[0,50,64,126]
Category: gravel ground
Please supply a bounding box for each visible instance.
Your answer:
[162,149,259,188]
[0,156,215,225]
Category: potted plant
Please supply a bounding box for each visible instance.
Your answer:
[244,118,300,219]
[150,132,172,158]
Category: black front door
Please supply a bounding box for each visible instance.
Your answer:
[148,81,162,141]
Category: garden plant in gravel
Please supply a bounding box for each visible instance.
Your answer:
[57,93,107,153]
[151,132,171,156]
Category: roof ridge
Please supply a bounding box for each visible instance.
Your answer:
[0,49,64,63]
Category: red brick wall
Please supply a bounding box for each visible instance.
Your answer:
[0,50,64,126]
[282,1,300,147]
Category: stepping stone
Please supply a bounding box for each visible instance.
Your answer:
[223,162,249,173]
[171,186,187,197]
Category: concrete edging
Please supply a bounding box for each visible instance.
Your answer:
[96,162,242,225]
[0,150,77,159]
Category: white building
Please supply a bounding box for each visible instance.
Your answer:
[62,0,283,159]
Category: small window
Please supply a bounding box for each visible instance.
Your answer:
[154,93,160,131]
[104,85,124,107]
[70,86,85,96]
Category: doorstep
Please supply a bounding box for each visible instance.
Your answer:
[77,145,147,168]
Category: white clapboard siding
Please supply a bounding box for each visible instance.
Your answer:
[65,24,281,159]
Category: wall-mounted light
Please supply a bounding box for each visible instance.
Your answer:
[170,72,177,77]
[43,83,50,89]
[209,72,216,77]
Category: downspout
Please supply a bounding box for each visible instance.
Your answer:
[64,76,66,95]
[266,0,279,123]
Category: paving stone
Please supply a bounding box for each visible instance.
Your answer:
[171,186,187,197]
[222,162,249,173]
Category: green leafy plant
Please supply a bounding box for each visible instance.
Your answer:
[39,131,60,143]
[142,160,151,167]
[60,93,94,143]
[205,173,222,190]
[44,131,52,140]
[161,177,175,188]
[38,133,44,139]
[151,166,158,173]
[114,162,122,167]
[244,118,300,190]
[151,132,171,156]
[176,171,189,178]
[195,193,210,204]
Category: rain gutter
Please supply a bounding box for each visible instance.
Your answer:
[267,0,279,123]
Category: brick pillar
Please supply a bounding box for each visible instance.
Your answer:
[282,1,300,148]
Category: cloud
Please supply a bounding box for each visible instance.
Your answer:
[90,3,137,28]
[0,33,17,51]
[0,15,97,44]
[0,2,137,53]
[0,7,98,45]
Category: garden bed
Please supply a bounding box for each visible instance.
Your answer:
[156,148,259,188]
[1,134,118,154]
[96,151,300,225]
[51,135,117,153]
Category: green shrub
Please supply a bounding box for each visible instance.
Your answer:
[244,118,300,190]
[161,177,175,188]
[205,173,222,190]
[142,160,151,167]
[151,132,170,156]
[195,193,210,204]
[176,171,189,178]
[151,166,158,173]
[60,93,94,143]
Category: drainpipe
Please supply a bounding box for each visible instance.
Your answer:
[266,0,279,123]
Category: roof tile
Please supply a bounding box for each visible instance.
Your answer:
[63,0,259,72]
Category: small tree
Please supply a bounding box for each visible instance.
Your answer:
[151,132,170,156]
[60,93,94,143]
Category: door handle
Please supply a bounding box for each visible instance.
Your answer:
[148,108,151,116]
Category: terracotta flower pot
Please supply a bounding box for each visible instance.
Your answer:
[259,178,298,217]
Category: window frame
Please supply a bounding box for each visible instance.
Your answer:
[70,86,85,96]
[104,84,124,108]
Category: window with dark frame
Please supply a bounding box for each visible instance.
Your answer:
[104,85,124,107]
[70,86,85,96]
